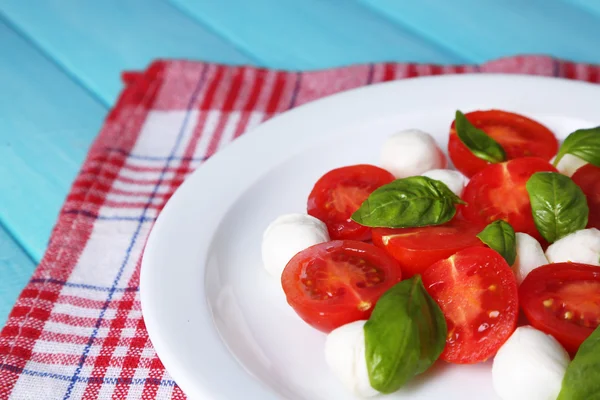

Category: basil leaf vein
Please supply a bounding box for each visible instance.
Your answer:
[526,172,589,243]
[558,325,600,400]
[351,176,465,228]
[476,220,516,266]
[553,127,600,168]
[454,110,506,163]
[364,276,447,394]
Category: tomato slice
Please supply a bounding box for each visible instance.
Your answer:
[421,247,518,364]
[448,110,559,177]
[460,157,557,241]
[372,218,484,278]
[281,240,402,333]
[307,164,395,241]
[571,164,600,229]
[519,262,600,354]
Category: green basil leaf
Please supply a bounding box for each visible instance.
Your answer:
[364,276,447,394]
[351,176,465,228]
[526,172,588,243]
[553,127,600,167]
[454,110,506,163]
[476,220,516,266]
[558,325,600,400]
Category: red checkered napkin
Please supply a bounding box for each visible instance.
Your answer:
[1,56,599,400]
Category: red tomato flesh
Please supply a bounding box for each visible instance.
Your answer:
[519,262,600,354]
[421,247,518,364]
[460,157,557,241]
[571,164,600,229]
[448,110,559,177]
[307,164,395,241]
[372,218,484,278]
[281,240,402,333]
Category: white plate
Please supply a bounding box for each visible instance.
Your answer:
[140,74,600,400]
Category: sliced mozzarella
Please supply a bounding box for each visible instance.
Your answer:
[421,169,467,197]
[492,326,570,400]
[545,228,600,266]
[552,154,587,177]
[513,233,549,284]
[380,129,446,178]
[261,213,329,278]
[325,320,378,398]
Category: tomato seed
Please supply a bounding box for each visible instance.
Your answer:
[564,311,573,320]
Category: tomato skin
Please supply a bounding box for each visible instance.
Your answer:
[307,164,395,241]
[571,164,600,229]
[281,240,402,333]
[519,262,600,354]
[372,218,485,278]
[460,157,557,241]
[421,247,518,364]
[448,110,558,178]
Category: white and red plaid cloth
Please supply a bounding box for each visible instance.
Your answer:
[1,56,599,400]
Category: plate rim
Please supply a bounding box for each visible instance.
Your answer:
[140,73,600,400]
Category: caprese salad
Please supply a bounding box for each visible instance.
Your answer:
[261,109,600,399]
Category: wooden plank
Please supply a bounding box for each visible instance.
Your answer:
[359,0,600,64]
[0,224,36,325]
[0,0,256,105]
[168,0,465,69]
[0,18,106,261]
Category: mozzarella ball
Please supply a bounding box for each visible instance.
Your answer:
[492,326,570,400]
[261,214,329,278]
[325,320,378,398]
[513,233,549,284]
[552,154,587,177]
[380,129,446,178]
[421,169,467,197]
[545,228,600,266]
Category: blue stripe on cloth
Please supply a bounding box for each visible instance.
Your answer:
[1,364,176,386]
[62,64,211,399]
[29,278,138,293]
[287,72,302,110]
[61,209,157,222]
[105,146,208,162]
[366,63,375,84]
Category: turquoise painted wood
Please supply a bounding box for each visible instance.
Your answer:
[359,0,600,64]
[0,18,106,261]
[1,0,600,323]
[0,0,255,105]
[0,225,35,325]
[563,0,600,18]
[169,0,464,68]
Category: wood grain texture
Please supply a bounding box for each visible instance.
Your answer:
[0,0,255,105]
[169,0,464,69]
[359,0,600,63]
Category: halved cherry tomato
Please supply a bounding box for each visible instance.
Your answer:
[571,164,600,229]
[519,262,600,354]
[421,247,518,364]
[460,157,557,241]
[372,218,484,278]
[281,240,402,333]
[448,110,559,177]
[307,164,395,241]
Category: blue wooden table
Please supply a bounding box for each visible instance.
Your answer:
[1,0,599,324]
